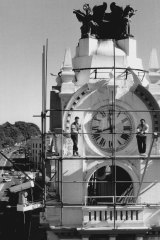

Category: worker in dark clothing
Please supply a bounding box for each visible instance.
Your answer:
[71,116,81,156]
[136,119,149,155]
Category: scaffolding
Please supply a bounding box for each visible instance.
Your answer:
[39,40,160,232]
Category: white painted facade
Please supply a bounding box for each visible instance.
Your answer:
[44,37,160,240]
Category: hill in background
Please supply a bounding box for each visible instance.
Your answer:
[0,121,41,148]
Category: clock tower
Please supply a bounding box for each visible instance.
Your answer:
[44,2,160,240]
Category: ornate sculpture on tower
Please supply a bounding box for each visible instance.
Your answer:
[73,2,137,40]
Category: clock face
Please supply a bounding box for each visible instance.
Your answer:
[90,105,134,152]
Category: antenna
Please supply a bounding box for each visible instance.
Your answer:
[41,39,48,206]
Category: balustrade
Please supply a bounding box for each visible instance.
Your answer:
[83,205,144,228]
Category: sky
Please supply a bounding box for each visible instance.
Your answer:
[0,0,160,130]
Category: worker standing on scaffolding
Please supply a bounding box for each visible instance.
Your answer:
[136,119,149,155]
[71,116,81,156]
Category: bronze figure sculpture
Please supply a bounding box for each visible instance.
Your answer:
[73,2,137,40]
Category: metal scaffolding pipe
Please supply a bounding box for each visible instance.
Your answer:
[135,133,158,203]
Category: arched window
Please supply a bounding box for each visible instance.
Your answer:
[88,165,134,205]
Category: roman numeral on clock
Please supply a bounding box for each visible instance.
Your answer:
[121,133,130,141]
[117,111,121,117]
[99,138,106,147]
[93,118,101,122]
[92,126,99,131]
[117,140,122,145]
[100,111,106,117]
[121,118,128,124]
[109,141,113,148]
[93,133,101,141]
[123,126,131,131]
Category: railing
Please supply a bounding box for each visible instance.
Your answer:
[83,205,144,228]
[73,67,148,82]
[43,202,160,228]
[85,195,136,206]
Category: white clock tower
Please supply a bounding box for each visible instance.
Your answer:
[43,3,160,240]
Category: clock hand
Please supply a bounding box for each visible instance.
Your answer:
[101,127,112,131]
[93,127,111,133]
[108,111,113,130]
[107,124,114,134]
[97,127,113,134]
